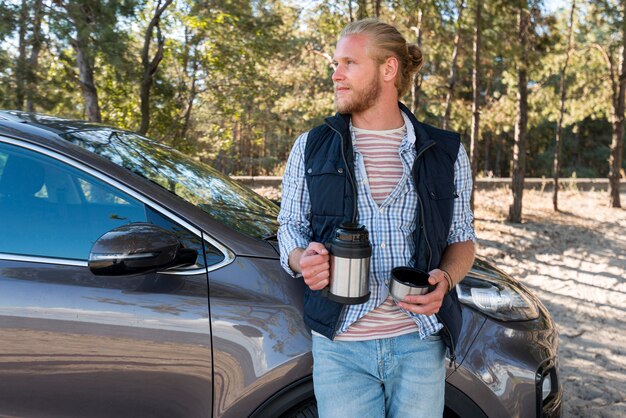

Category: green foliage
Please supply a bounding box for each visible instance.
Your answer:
[0,0,623,177]
[0,1,16,41]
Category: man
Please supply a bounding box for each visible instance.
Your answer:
[278,18,476,417]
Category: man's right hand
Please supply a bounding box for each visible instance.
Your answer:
[291,242,330,291]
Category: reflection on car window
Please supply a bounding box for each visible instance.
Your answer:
[0,143,148,260]
[64,129,279,239]
[78,178,133,205]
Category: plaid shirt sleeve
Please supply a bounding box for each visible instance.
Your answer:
[447,145,477,244]
[277,132,313,277]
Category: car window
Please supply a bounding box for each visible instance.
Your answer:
[0,142,222,266]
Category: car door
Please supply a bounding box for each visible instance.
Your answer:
[0,138,222,417]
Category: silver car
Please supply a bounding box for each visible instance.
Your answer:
[0,111,561,417]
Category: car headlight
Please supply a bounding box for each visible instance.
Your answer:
[542,373,552,400]
[456,276,540,321]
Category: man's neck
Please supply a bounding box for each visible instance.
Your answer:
[350,99,404,131]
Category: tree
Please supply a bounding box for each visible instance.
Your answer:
[177,25,201,141]
[508,0,530,223]
[26,0,44,112]
[48,0,137,122]
[470,0,482,211]
[607,0,626,208]
[138,0,174,135]
[15,0,28,110]
[65,1,103,122]
[12,0,45,112]
[442,0,466,130]
[409,8,423,115]
[0,0,620,182]
[552,0,576,211]
[356,0,368,19]
[0,1,17,109]
[584,0,626,207]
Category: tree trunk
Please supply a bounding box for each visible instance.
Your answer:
[178,26,198,142]
[442,0,466,131]
[67,3,101,123]
[470,0,482,211]
[375,0,381,17]
[232,121,241,174]
[73,39,101,122]
[553,0,576,211]
[26,0,43,112]
[356,0,368,19]
[349,0,353,22]
[138,0,174,135]
[15,0,28,110]
[572,120,582,169]
[483,133,490,175]
[410,9,423,114]
[181,61,198,140]
[242,111,252,176]
[608,0,626,208]
[508,3,529,223]
[495,135,501,177]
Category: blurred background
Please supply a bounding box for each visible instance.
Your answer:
[0,0,623,183]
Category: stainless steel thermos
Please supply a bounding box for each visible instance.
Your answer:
[327,223,372,304]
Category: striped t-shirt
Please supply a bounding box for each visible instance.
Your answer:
[335,124,419,341]
[351,125,405,205]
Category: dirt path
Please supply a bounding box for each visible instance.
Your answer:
[474,189,626,418]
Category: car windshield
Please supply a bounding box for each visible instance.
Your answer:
[64,129,279,239]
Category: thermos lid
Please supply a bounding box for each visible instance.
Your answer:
[334,222,369,243]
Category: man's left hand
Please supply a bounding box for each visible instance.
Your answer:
[396,269,448,316]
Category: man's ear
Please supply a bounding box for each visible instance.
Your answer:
[382,56,399,82]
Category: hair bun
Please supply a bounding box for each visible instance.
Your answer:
[407,44,424,73]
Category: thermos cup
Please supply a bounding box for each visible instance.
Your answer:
[327,223,372,305]
[389,267,433,300]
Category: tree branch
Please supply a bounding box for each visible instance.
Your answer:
[305,45,334,68]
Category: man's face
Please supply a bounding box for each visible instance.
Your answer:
[332,34,382,114]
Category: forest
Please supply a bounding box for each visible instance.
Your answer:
[1,0,625,216]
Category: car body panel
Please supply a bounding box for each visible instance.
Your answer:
[448,281,560,417]
[448,316,559,417]
[207,256,313,417]
[445,305,487,377]
[0,259,213,418]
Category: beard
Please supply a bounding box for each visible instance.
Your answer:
[334,73,382,114]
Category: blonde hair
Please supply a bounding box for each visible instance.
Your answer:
[340,18,423,97]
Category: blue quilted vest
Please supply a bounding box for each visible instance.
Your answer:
[302,103,464,357]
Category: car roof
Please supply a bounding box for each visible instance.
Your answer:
[0,110,113,136]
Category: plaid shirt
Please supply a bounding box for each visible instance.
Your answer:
[278,112,476,338]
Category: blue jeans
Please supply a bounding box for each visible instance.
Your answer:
[312,332,446,418]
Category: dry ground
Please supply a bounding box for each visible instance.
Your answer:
[474,189,626,418]
[253,186,626,417]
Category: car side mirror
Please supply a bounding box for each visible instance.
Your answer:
[88,222,197,276]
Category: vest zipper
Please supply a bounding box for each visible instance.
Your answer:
[417,196,432,269]
[413,141,436,270]
[326,122,354,338]
[414,141,457,367]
